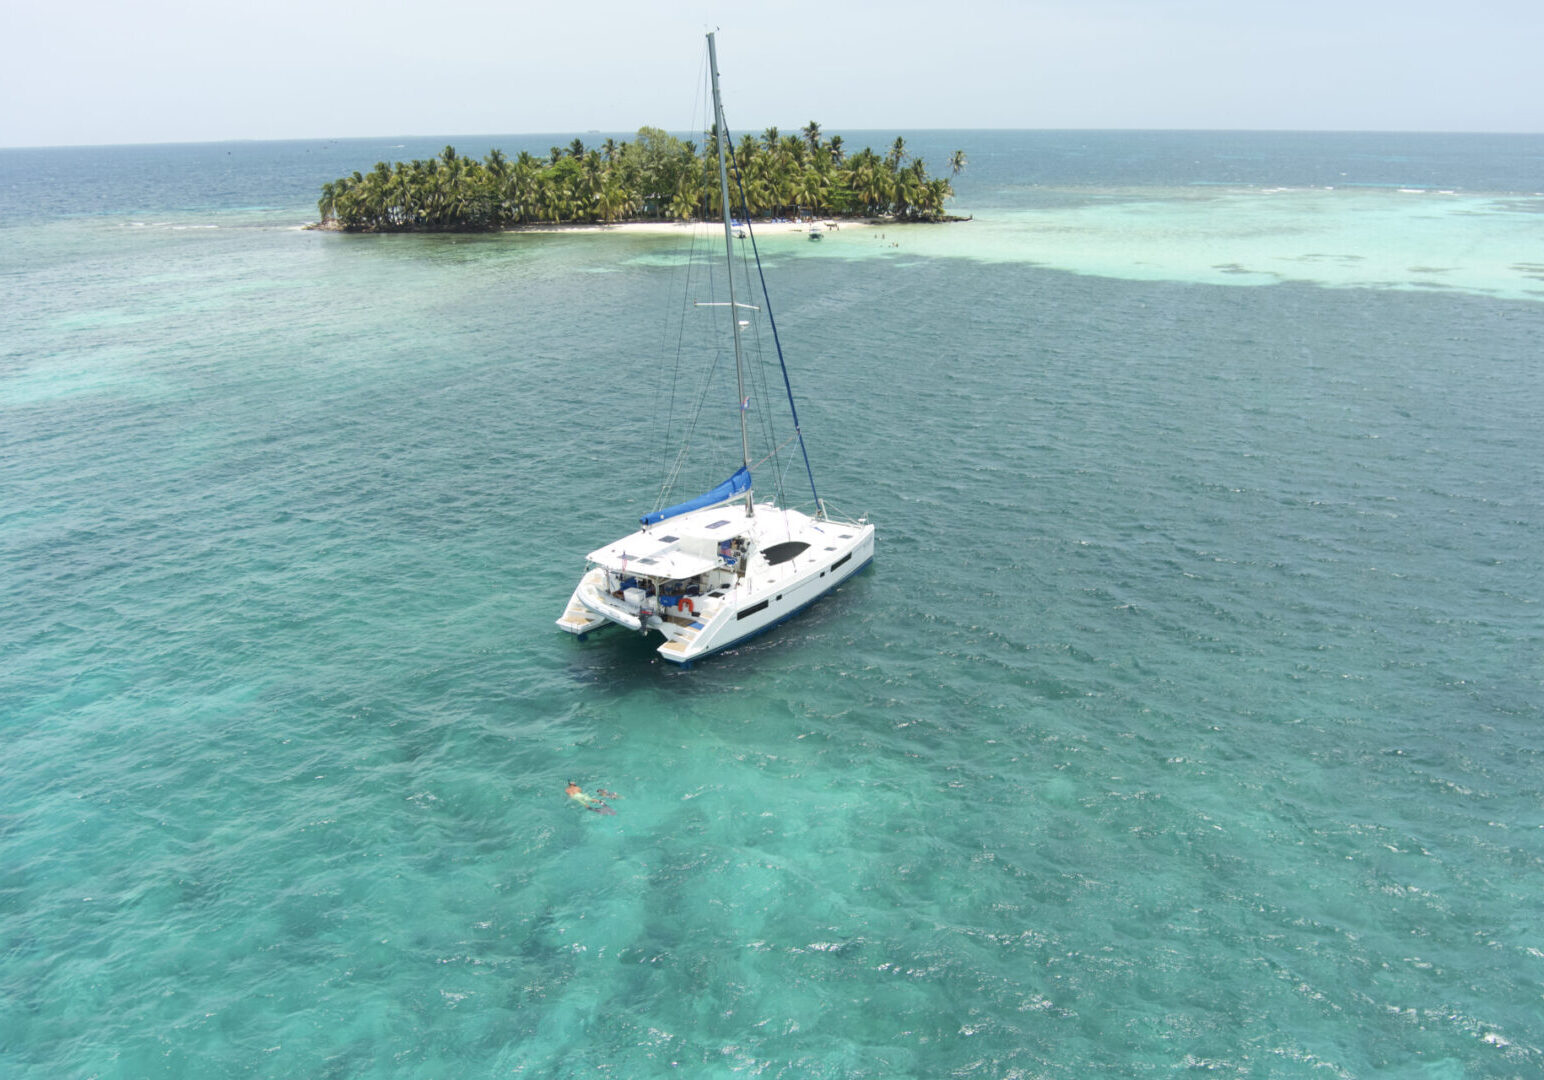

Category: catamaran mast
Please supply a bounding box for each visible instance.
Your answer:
[706,31,754,516]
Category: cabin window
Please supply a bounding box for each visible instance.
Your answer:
[832,553,851,570]
[737,600,769,620]
[761,541,810,566]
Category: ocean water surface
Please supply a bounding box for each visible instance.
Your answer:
[2,132,1543,1078]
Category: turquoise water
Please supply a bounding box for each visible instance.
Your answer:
[3,134,1543,1078]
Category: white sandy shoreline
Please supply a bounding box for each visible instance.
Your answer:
[514,218,872,236]
[305,217,879,235]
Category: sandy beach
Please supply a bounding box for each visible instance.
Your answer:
[304,216,876,236]
[511,217,872,236]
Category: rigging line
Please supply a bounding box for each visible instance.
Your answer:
[725,147,823,513]
[656,214,694,504]
[662,317,731,502]
[711,78,797,502]
[746,368,800,503]
[655,52,725,510]
[720,149,790,504]
[655,75,710,509]
[745,316,783,500]
[744,259,784,500]
[749,431,803,472]
[667,236,746,498]
[663,269,709,497]
[657,221,704,505]
[727,209,781,488]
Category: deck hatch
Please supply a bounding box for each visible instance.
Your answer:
[761,540,810,566]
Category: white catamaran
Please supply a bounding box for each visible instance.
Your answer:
[556,32,875,665]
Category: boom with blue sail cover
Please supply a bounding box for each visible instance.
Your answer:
[640,467,752,526]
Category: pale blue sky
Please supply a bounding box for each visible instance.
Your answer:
[2,0,1539,147]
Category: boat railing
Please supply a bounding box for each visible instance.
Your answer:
[815,497,868,526]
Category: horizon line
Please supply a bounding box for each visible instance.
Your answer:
[5,126,1544,152]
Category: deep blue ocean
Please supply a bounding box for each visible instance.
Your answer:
[3,132,1542,1078]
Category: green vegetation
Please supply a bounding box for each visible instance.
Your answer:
[316,126,963,231]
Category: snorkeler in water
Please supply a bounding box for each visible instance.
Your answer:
[565,780,616,815]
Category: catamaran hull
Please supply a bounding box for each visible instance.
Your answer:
[557,513,874,664]
[663,528,874,663]
[670,551,873,664]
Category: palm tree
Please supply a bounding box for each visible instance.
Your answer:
[596,173,638,223]
[893,163,921,219]
[364,161,392,225]
[766,158,795,218]
[802,120,822,152]
[673,168,704,220]
[397,162,422,227]
[735,134,759,177]
[580,150,605,220]
[388,162,413,226]
[949,150,967,178]
[919,178,952,220]
[734,157,771,218]
[508,152,540,224]
[779,134,807,169]
[344,170,366,226]
[796,169,828,217]
[844,149,886,215]
[886,136,907,170]
[536,170,566,222]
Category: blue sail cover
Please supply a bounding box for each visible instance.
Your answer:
[640,467,751,526]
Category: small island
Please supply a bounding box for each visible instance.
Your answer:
[315,124,965,232]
